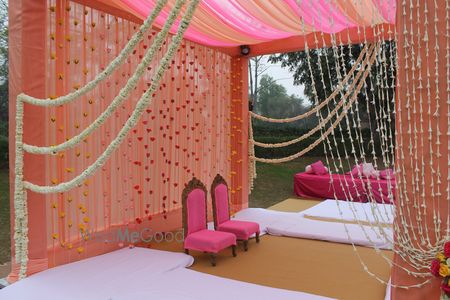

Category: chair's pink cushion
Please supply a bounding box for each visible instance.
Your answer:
[217,220,260,241]
[214,184,230,225]
[311,160,328,175]
[184,229,236,253]
[186,188,206,235]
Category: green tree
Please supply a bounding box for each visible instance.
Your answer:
[268,42,397,123]
[257,74,288,117]
[254,74,318,129]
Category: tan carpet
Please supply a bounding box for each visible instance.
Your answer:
[150,198,392,300]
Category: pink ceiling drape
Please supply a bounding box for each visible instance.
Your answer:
[117,0,396,47]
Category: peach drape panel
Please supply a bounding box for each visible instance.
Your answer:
[392,0,449,299]
[8,0,49,282]
[229,57,248,211]
[9,0,235,279]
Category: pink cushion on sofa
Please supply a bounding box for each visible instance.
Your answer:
[380,169,395,180]
[217,220,260,240]
[311,160,328,175]
[186,188,206,235]
[214,184,230,225]
[184,229,236,253]
[305,165,314,174]
[350,163,377,178]
[350,164,364,177]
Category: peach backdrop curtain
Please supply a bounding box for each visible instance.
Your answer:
[11,0,236,275]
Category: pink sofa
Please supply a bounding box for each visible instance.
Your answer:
[294,172,395,204]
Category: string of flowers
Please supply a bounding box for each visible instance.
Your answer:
[19,0,168,107]
[249,44,372,123]
[13,0,200,278]
[13,99,27,279]
[248,116,256,193]
[251,44,377,163]
[22,0,186,155]
[251,43,375,148]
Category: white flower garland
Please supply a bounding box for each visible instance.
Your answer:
[249,44,372,123]
[252,44,375,148]
[251,44,378,163]
[13,99,28,279]
[248,116,256,193]
[13,0,200,278]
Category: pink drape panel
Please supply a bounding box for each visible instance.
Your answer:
[117,0,396,47]
[19,0,232,268]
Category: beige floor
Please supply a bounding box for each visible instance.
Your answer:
[151,198,392,300]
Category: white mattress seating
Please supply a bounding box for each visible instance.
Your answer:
[208,208,301,237]
[0,247,334,300]
[267,217,393,250]
[0,247,194,300]
[299,199,394,226]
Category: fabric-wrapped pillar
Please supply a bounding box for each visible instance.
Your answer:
[8,0,49,282]
[229,57,249,212]
[392,0,449,298]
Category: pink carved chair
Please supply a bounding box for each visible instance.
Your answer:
[182,177,237,266]
[211,174,260,251]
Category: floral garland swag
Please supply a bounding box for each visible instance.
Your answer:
[13,0,200,279]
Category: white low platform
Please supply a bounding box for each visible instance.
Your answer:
[300,199,394,225]
[0,247,333,300]
[267,217,393,249]
[208,208,301,237]
[0,247,193,300]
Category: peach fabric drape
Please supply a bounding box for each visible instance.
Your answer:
[9,0,238,278]
[8,0,49,282]
[392,0,449,299]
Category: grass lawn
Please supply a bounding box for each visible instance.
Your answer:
[0,168,10,265]
[249,156,324,208]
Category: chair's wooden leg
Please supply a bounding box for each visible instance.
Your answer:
[210,253,217,266]
[256,232,260,243]
[243,240,248,251]
[184,249,189,255]
[232,245,237,257]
